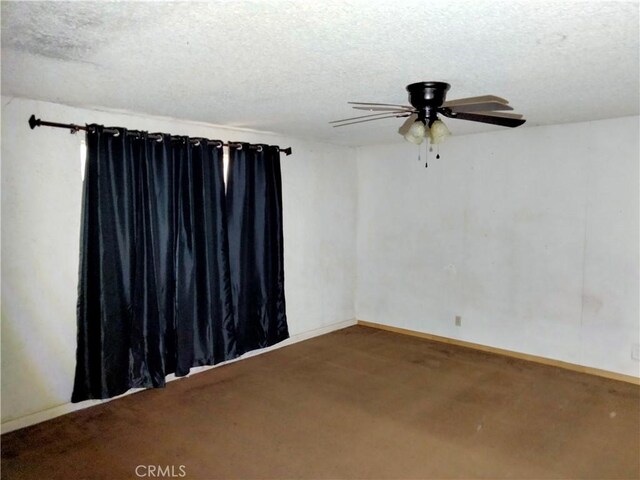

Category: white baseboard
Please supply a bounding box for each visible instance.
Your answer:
[1,318,356,434]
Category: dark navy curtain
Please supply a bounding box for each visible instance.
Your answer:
[73,129,288,402]
[226,144,289,354]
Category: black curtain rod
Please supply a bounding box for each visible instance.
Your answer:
[28,115,293,156]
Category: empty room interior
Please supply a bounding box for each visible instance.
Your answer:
[1,1,639,479]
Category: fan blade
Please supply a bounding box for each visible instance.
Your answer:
[352,106,416,112]
[449,102,513,113]
[443,95,509,107]
[332,113,411,127]
[329,111,412,124]
[440,109,526,127]
[398,114,418,135]
[348,101,414,109]
[474,112,523,119]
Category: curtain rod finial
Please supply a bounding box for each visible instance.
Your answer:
[282,147,292,156]
[28,114,40,130]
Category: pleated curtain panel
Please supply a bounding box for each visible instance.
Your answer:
[72,127,289,402]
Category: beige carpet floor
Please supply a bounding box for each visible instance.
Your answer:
[2,325,639,479]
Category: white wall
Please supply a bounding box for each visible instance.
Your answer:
[1,96,358,425]
[357,117,639,377]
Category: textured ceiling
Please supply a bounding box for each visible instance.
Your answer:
[2,1,638,146]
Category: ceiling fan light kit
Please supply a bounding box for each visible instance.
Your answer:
[331,81,526,152]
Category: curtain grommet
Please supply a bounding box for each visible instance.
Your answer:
[256,145,263,152]
[112,130,120,138]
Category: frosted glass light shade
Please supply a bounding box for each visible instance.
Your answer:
[429,120,450,144]
[403,120,426,144]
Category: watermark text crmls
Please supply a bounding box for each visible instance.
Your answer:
[135,465,186,478]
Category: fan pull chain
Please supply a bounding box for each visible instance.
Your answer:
[436,144,440,160]
[425,143,432,168]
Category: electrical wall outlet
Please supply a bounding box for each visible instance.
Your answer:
[455,315,462,327]
[632,343,640,361]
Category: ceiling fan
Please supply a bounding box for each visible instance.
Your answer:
[330,82,526,145]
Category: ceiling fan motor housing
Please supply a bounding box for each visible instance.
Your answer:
[407,82,450,125]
